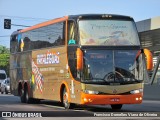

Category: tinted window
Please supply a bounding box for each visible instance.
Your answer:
[10,35,18,53]
[68,21,78,45]
[83,50,113,80]
[14,22,65,52]
[29,22,65,49]
[5,80,10,84]
[82,49,145,84]
[0,73,6,79]
[67,21,78,79]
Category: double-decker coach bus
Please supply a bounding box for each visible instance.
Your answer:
[10,14,153,109]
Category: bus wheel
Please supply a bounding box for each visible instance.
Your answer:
[20,89,25,103]
[63,88,71,109]
[111,104,123,110]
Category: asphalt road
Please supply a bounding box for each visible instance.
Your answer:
[0,93,160,120]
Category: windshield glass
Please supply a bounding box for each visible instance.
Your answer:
[79,20,140,46]
[82,50,143,84]
[83,50,113,81]
[0,73,6,80]
[5,80,10,85]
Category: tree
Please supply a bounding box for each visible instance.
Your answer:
[0,45,9,54]
[0,45,10,75]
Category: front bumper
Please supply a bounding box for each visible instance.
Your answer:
[81,92,143,105]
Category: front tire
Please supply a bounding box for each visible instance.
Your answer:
[63,88,70,109]
[62,88,75,109]
[111,104,123,110]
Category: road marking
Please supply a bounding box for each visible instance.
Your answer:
[39,104,65,110]
[73,109,86,112]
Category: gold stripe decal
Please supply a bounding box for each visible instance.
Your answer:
[81,83,143,94]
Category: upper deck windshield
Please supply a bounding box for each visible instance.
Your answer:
[79,20,140,46]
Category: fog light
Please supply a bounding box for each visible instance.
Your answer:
[84,98,88,102]
[136,98,139,101]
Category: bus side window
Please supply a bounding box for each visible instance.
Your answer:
[68,21,76,45]
[67,20,79,80]
[52,22,65,46]
[23,37,31,51]
[10,35,18,53]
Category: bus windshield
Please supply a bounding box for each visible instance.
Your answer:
[79,20,140,46]
[82,50,143,84]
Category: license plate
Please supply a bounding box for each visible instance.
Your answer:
[110,98,120,102]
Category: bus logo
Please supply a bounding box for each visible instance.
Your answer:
[37,51,60,65]
[113,89,117,94]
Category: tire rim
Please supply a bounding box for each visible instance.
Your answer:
[63,92,68,108]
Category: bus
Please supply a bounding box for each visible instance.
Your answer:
[10,14,153,110]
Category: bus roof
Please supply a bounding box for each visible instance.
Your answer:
[68,14,133,20]
[19,14,133,33]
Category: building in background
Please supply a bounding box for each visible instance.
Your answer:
[136,16,160,85]
[136,16,160,56]
[136,16,160,100]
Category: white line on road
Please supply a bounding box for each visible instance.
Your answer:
[39,104,65,110]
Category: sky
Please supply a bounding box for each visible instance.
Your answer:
[0,0,160,48]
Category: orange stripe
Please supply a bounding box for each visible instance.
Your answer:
[20,16,68,33]
[65,20,68,46]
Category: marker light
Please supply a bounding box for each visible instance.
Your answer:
[139,97,142,100]
[136,98,139,101]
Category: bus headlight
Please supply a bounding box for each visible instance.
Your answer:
[84,90,99,94]
[130,89,143,94]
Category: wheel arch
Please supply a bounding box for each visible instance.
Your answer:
[18,81,31,97]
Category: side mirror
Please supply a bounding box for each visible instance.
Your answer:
[76,48,83,70]
[144,49,153,70]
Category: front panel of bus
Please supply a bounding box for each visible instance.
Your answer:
[67,16,146,105]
